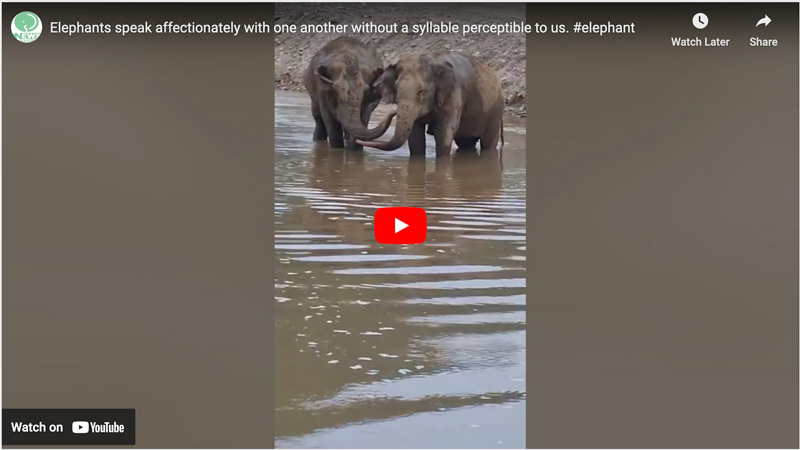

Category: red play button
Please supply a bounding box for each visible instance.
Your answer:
[374,207,427,244]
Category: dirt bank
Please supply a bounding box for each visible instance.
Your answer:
[274,3,527,117]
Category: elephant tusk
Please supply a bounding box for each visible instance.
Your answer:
[356,139,384,147]
[356,139,402,151]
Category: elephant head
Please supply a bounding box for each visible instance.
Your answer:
[15,12,39,32]
[357,54,456,151]
[315,56,392,140]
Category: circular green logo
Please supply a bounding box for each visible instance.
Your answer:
[11,11,42,43]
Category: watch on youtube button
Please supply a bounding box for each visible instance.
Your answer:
[374,207,427,244]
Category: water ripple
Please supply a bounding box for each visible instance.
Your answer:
[274,89,526,448]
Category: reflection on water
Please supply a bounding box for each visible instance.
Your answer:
[275,90,526,449]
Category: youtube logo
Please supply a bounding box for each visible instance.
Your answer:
[72,421,89,434]
[374,207,427,244]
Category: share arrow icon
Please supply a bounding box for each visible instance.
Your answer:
[756,15,772,27]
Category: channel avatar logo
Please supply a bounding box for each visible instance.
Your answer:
[12,11,42,43]
[374,207,427,245]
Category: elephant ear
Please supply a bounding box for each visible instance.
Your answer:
[315,64,334,84]
[374,64,398,103]
[435,61,456,109]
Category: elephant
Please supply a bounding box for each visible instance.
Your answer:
[357,52,504,158]
[303,36,396,150]
[15,12,39,32]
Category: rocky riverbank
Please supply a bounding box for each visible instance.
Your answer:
[274,3,527,117]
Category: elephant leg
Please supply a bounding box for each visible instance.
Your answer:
[479,127,501,157]
[454,137,479,152]
[408,121,427,158]
[313,116,328,141]
[320,105,345,149]
[312,102,327,141]
[433,120,458,159]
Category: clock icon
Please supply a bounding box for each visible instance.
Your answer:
[693,12,709,29]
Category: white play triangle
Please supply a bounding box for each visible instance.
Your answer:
[395,218,409,233]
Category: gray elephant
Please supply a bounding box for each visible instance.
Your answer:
[303,37,396,150]
[357,52,504,158]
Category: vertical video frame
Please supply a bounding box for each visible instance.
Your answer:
[274,4,527,448]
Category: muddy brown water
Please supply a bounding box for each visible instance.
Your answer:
[274,90,526,448]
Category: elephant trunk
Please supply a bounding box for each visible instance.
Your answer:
[357,101,419,151]
[337,104,394,141]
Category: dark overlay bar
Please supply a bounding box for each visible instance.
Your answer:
[2,409,135,446]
